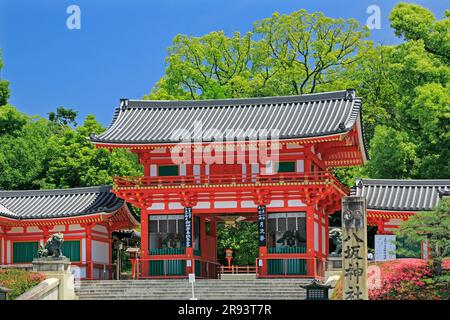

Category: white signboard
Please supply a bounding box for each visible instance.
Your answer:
[375,235,396,261]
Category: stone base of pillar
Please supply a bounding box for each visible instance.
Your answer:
[32,257,77,300]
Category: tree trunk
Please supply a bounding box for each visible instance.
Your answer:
[432,258,442,276]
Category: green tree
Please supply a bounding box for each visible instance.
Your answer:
[395,198,450,275]
[365,126,417,179]
[0,104,27,135]
[48,107,78,127]
[217,222,259,266]
[363,4,449,179]
[0,50,10,106]
[0,111,54,190]
[146,9,369,100]
[40,115,142,189]
[389,3,449,61]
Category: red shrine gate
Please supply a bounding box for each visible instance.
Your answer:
[91,89,368,279]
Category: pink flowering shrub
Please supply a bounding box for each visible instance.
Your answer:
[331,258,450,300]
[369,259,433,300]
[0,268,46,300]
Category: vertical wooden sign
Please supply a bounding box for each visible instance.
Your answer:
[257,206,267,247]
[184,207,192,248]
[342,196,368,300]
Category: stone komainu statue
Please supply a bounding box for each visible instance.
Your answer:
[329,227,342,255]
[38,233,64,258]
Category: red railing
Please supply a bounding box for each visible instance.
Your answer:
[219,265,257,275]
[114,171,348,193]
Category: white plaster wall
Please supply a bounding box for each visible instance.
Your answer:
[214,201,237,209]
[241,201,257,208]
[9,227,23,233]
[267,200,284,208]
[147,203,165,210]
[27,226,42,233]
[322,225,326,255]
[296,160,304,173]
[51,225,65,232]
[242,163,247,175]
[180,164,186,176]
[91,240,109,264]
[169,202,183,210]
[7,240,11,264]
[194,202,211,209]
[288,200,305,207]
[314,222,319,252]
[81,239,86,263]
[69,224,84,231]
[92,224,108,234]
[150,164,157,177]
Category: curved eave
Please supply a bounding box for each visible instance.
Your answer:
[91,132,349,149]
[123,203,140,226]
[0,198,125,221]
[0,211,113,226]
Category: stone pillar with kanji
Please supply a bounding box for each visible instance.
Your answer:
[342,196,368,300]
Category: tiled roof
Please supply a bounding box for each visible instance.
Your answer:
[90,89,365,145]
[0,186,124,220]
[353,179,450,212]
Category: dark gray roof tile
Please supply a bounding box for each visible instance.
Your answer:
[353,179,450,212]
[0,186,124,220]
[90,89,365,145]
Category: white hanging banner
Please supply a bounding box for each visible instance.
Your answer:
[375,235,396,261]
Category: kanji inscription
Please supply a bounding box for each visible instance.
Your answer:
[342,196,368,300]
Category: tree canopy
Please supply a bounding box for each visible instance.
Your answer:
[0,50,10,107]
[395,198,450,274]
[0,3,448,192]
[147,4,450,182]
[0,106,142,190]
[145,9,369,101]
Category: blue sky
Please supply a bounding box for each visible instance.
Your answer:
[0,0,447,126]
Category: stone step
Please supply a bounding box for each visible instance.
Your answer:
[75,279,309,300]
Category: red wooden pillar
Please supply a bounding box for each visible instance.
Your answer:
[84,224,94,280]
[305,200,315,277]
[39,226,50,247]
[0,227,5,264]
[140,210,149,278]
[325,212,330,257]
[1,227,10,264]
[143,162,150,176]
[317,209,323,276]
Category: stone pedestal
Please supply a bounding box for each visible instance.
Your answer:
[32,257,77,300]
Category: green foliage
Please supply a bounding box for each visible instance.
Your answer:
[147,4,449,184]
[365,126,417,179]
[146,9,369,100]
[389,3,449,61]
[0,269,45,300]
[0,104,27,135]
[48,106,78,127]
[0,50,10,106]
[217,222,259,266]
[0,112,54,190]
[0,105,142,190]
[395,199,450,268]
[361,4,450,179]
[39,115,142,189]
